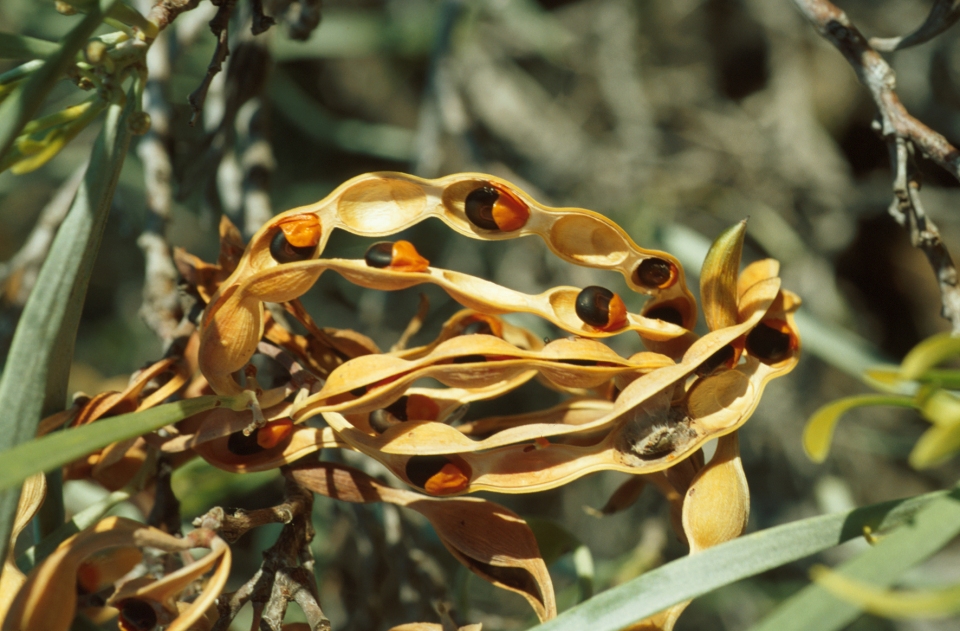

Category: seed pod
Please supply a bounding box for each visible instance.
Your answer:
[270,231,315,263]
[225,419,294,455]
[363,240,430,272]
[575,286,628,331]
[464,184,530,232]
[745,319,796,364]
[634,257,677,289]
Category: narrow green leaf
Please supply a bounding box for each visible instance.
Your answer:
[0,396,230,495]
[900,332,960,381]
[803,394,918,463]
[526,490,947,631]
[748,487,960,631]
[811,566,960,619]
[0,33,59,60]
[0,0,120,162]
[0,81,129,560]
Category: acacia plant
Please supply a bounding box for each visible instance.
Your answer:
[1,1,959,631]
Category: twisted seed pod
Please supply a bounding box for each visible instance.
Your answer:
[199,172,695,394]
[294,334,673,420]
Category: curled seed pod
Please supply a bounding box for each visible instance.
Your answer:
[270,230,316,263]
[364,242,394,268]
[746,319,796,364]
[634,258,677,289]
[116,598,159,631]
[645,305,685,327]
[465,184,530,232]
[575,286,628,330]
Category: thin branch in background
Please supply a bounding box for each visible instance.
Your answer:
[189,0,238,127]
[250,0,276,35]
[136,23,183,347]
[793,0,960,333]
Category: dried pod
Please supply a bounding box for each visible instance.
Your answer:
[289,462,556,621]
[681,432,749,553]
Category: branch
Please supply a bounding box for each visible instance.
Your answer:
[869,0,960,52]
[793,0,960,332]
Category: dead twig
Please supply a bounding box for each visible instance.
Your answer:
[189,0,237,126]
[869,0,960,52]
[203,472,330,631]
[793,0,960,332]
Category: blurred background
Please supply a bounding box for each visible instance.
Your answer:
[2,0,960,629]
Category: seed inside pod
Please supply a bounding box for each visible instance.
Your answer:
[695,343,739,376]
[364,241,394,268]
[452,354,487,364]
[575,286,628,330]
[405,456,470,494]
[645,305,685,327]
[363,240,429,272]
[270,230,316,263]
[634,258,677,289]
[116,599,158,631]
[227,430,264,456]
[465,184,530,231]
[746,319,795,363]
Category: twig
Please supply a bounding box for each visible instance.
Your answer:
[189,0,237,127]
[148,0,203,32]
[793,0,960,332]
[205,471,330,631]
[250,0,276,35]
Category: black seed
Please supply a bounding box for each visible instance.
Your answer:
[227,430,264,456]
[118,599,158,631]
[635,258,673,288]
[364,241,394,268]
[696,344,735,376]
[462,320,494,336]
[575,286,614,327]
[350,385,368,397]
[453,354,486,364]
[405,455,450,488]
[385,396,410,421]
[465,186,500,230]
[746,322,792,363]
[269,230,315,263]
[645,305,684,327]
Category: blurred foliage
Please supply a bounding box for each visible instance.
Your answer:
[2,0,960,630]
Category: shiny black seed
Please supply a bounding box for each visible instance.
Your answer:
[465,186,500,230]
[118,599,158,631]
[385,396,410,421]
[269,230,315,263]
[634,258,673,288]
[746,323,792,363]
[350,385,368,397]
[364,241,394,268]
[695,344,735,376]
[462,320,494,336]
[645,305,684,327]
[405,455,450,488]
[227,430,264,456]
[452,354,486,364]
[575,286,614,327]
